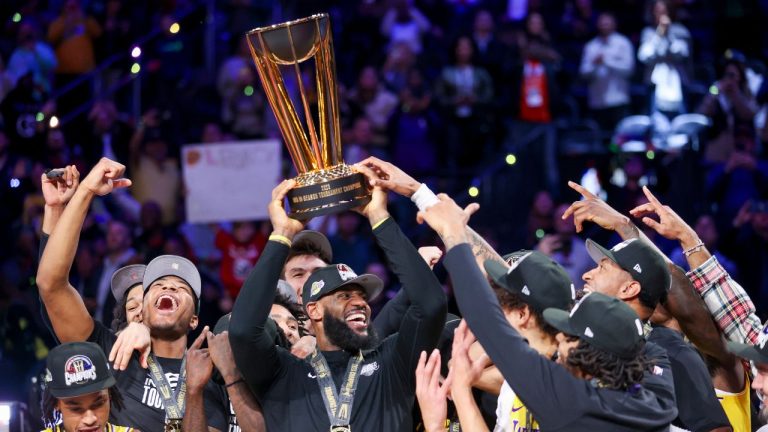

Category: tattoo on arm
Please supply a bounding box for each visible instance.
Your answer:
[616,222,640,241]
[467,227,504,265]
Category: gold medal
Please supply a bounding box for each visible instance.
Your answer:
[330,426,351,432]
[165,418,182,432]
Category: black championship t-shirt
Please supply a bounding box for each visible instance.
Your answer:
[648,325,731,431]
[88,321,228,431]
[211,385,241,432]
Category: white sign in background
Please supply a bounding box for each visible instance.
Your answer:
[182,140,281,223]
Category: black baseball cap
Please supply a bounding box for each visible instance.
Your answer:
[45,342,116,398]
[302,264,383,305]
[143,255,201,313]
[726,339,768,365]
[543,292,645,359]
[586,238,670,307]
[292,230,333,263]
[485,251,575,313]
[111,264,146,302]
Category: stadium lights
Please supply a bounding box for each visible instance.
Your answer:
[131,63,141,74]
[244,85,254,96]
[35,112,44,122]
[12,13,21,23]
[505,154,517,165]
[131,46,142,58]
[169,22,180,34]
[49,116,59,128]
[468,186,479,197]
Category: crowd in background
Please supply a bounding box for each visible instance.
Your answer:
[1,0,768,406]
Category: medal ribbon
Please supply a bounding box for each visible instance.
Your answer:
[309,350,364,429]
[147,354,188,421]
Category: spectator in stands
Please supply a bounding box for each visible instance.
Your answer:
[348,66,398,146]
[133,201,168,260]
[218,37,252,129]
[84,100,133,168]
[537,203,592,289]
[129,110,181,225]
[328,211,376,276]
[345,116,381,164]
[471,10,507,87]
[382,42,417,94]
[638,0,691,118]
[215,221,267,300]
[699,57,758,164]
[43,128,73,169]
[390,68,436,175]
[95,0,133,63]
[7,22,57,94]
[436,36,493,169]
[559,0,598,77]
[83,220,139,325]
[0,71,49,158]
[527,190,555,246]
[579,12,635,133]
[381,0,431,55]
[510,12,561,195]
[669,214,738,276]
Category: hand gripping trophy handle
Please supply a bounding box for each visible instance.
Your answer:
[246,14,371,219]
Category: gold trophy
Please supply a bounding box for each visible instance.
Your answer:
[246,14,371,219]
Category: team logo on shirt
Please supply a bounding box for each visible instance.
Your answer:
[361,361,379,376]
[64,355,98,386]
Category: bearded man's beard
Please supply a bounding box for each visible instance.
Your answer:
[323,310,379,352]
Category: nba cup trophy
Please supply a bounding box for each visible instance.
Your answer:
[247,14,371,219]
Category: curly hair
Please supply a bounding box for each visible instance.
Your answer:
[273,292,307,331]
[110,291,130,333]
[490,281,560,338]
[41,386,124,427]
[565,338,647,391]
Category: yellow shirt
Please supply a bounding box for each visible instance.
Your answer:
[715,374,751,432]
[495,381,540,432]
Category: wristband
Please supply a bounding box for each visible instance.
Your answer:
[225,378,245,388]
[269,234,292,247]
[411,183,439,211]
[371,216,390,231]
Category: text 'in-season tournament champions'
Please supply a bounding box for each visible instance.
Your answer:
[246,14,372,218]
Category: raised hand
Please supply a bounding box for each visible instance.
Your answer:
[415,350,451,432]
[186,326,213,391]
[356,157,421,198]
[109,322,151,370]
[561,181,632,235]
[352,163,389,225]
[449,320,491,393]
[290,335,317,359]
[416,194,479,243]
[418,246,443,270]
[79,157,132,196]
[42,165,80,207]
[629,186,698,247]
[206,330,240,384]
[268,179,305,238]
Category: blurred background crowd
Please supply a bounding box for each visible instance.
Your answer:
[1,0,768,409]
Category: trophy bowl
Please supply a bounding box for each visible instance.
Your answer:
[247,14,371,219]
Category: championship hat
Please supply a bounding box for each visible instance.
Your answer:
[586,238,670,308]
[110,264,146,302]
[45,342,116,398]
[543,292,645,359]
[485,251,575,313]
[302,264,383,305]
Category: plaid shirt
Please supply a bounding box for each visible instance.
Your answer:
[688,255,765,345]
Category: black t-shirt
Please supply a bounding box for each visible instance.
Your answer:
[88,321,227,431]
[212,385,241,432]
[648,325,731,432]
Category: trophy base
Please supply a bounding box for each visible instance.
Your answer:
[287,172,371,220]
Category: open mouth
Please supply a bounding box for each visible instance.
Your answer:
[155,294,179,313]
[345,310,368,331]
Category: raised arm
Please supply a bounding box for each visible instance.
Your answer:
[228,180,305,396]
[630,186,763,345]
[358,157,506,271]
[37,158,131,343]
[354,165,446,376]
[418,195,591,429]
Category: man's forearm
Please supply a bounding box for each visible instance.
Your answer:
[182,389,210,432]
[227,382,266,432]
[42,205,64,236]
[38,188,93,291]
[451,387,490,432]
[466,227,505,269]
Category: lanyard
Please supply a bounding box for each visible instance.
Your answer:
[309,350,364,430]
[147,354,187,421]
